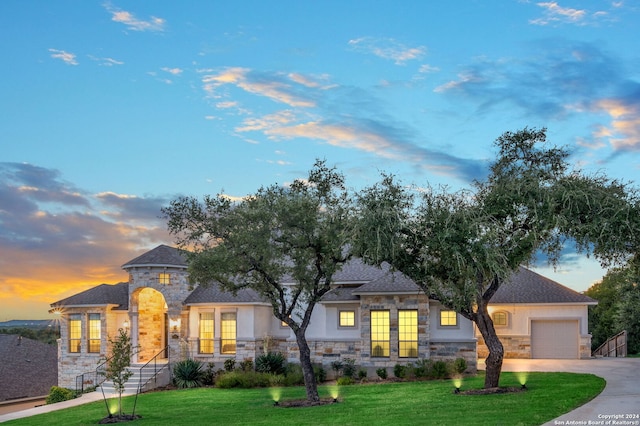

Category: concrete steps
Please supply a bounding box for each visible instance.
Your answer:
[99,362,171,396]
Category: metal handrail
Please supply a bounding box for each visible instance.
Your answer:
[132,346,170,417]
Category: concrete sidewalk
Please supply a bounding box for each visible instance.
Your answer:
[0,391,119,423]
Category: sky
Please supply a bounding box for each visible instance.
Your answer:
[1,1,639,320]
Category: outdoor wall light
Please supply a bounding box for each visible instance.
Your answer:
[169,318,181,332]
[123,319,130,330]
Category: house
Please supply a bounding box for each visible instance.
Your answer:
[0,334,57,402]
[50,245,596,389]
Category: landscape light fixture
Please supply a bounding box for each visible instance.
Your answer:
[454,387,461,394]
[521,384,527,390]
[273,400,279,407]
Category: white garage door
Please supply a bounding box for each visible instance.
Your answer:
[531,320,579,359]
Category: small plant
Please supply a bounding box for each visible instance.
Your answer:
[101,328,134,418]
[337,376,355,386]
[46,386,76,404]
[342,358,357,378]
[413,359,432,378]
[393,363,406,379]
[173,359,205,389]
[453,357,467,374]
[239,358,254,372]
[255,352,286,375]
[224,358,236,372]
[357,368,368,380]
[376,368,388,380]
[330,359,344,377]
[432,360,449,379]
[284,364,304,386]
[313,364,327,383]
[202,362,216,386]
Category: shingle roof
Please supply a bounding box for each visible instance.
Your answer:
[50,282,129,310]
[0,335,57,401]
[122,244,187,269]
[184,284,265,304]
[321,286,361,302]
[492,266,597,304]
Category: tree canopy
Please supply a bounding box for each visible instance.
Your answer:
[352,127,640,388]
[163,160,353,402]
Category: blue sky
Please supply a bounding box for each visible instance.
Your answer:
[1,1,639,320]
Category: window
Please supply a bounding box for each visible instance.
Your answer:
[493,311,508,326]
[399,310,418,358]
[440,310,457,327]
[339,310,355,327]
[69,314,82,353]
[370,310,389,357]
[158,272,170,285]
[220,312,237,354]
[199,312,214,354]
[88,313,101,353]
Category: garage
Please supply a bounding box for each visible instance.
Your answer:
[531,320,579,359]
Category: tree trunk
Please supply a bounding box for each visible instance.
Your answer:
[475,304,504,388]
[294,330,320,402]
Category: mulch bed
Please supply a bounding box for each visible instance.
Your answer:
[275,397,339,408]
[459,386,527,395]
[98,414,142,423]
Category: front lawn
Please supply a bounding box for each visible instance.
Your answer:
[5,372,604,426]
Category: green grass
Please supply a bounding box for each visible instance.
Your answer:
[5,372,604,426]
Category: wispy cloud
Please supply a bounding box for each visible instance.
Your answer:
[529,1,612,26]
[162,67,183,75]
[89,55,124,66]
[434,40,639,151]
[348,37,426,65]
[103,2,166,32]
[201,67,318,107]
[49,49,78,65]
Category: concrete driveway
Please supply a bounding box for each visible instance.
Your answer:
[497,358,640,425]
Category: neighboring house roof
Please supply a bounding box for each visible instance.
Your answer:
[122,244,188,269]
[0,335,57,401]
[184,284,265,304]
[50,282,129,310]
[491,266,597,304]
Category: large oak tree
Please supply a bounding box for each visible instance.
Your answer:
[162,160,352,402]
[352,128,639,388]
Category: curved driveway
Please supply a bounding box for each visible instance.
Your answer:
[498,358,640,425]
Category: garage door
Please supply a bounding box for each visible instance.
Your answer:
[531,320,579,359]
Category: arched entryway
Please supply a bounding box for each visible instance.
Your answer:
[131,287,168,363]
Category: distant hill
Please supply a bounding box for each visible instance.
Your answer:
[0,320,52,328]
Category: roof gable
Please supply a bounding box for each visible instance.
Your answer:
[51,282,129,309]
[491,267,596,304]
[184,284,265,304]
[122,244,187,269]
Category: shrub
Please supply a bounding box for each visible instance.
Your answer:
[393,363,406,379]
[223,358,236,372]
[413,359,431,378]
[342,358,357,378]
[453,357,467,375]
[313,364,327,383]
[173,359,205,389]
[337,376,354,386]
[284,364,304,386]
[216,371,272,389]
[255,352,286,375]
[431,360,449,379]
[239,358,254,372]
[46,386,76,404]
[357,368,368,380]
[269,374,286,387]
[330,359,343,377]
[202,362,216,386]
[376,368,388,380]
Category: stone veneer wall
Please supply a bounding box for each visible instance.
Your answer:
[57,307,109,389]
[477,334,593,359]
[359,294,430,368]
